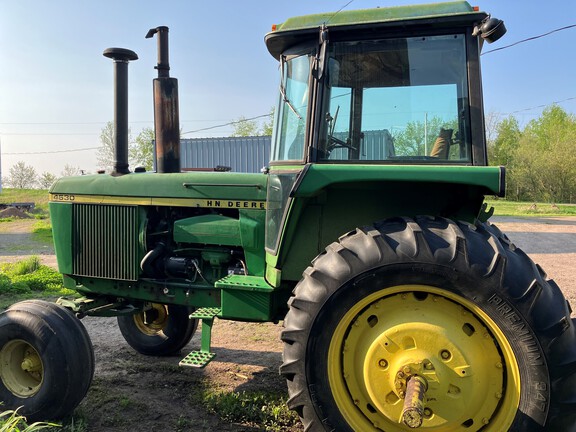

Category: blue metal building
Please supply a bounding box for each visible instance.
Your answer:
[180,136,271,173]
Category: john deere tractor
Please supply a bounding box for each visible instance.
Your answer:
[1,2,575,430]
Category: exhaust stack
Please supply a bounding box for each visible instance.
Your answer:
[146,26,181,173]
[103,48,138,176]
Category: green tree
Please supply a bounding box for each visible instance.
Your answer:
[6,161,37,189]
[38,172,57,189]
[489,116,521,167]
[131,127,155,170]
[261,107,275,136]
[97,121,133,172]
[96,121,116,171]
[231,116,260,137]
[484,111,501,148]
[61,164,81,177]
[231,108,275,137]
[511,106,576,202]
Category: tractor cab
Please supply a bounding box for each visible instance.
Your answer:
[266,2,506,167]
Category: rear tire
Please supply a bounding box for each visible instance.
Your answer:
[117,303,198,356]
[0,300,94,422]
[281,216,576,431]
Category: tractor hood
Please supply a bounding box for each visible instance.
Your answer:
[49,172,268,208]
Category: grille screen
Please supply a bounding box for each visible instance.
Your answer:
[72,204,140,281]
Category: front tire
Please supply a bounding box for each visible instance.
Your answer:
[281,216,576,431]
[117,303,198,356]
[0,300,94,422]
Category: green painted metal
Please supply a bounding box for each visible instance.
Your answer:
[293,165,504,198]
[238,209,267,277]
[179,350,216,368]
[48,202,73,274]
[190,307,222,319]
[180,307,221,368]
[215,274,274,292]
[56,296,139,317]
[50,171,268,202]
[216,275,275,321]
[273,2,476,32]
[62,275,221,311]
[174,214,242,246]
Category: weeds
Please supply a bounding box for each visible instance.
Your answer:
[202,389,298,431]
[0,257,63,294]
[10,256,42,275]
[0,408,58,431]
[0,257,71,308]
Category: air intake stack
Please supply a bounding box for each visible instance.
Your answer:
[103,48,138,176]
[146,26,181,173]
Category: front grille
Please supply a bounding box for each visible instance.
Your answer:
[72,204,140,281]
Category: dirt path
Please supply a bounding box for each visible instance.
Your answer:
[0,219,56,267]
[1,216,576,430]
[81,317,289,431]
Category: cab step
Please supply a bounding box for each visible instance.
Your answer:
[179,307,221,368]
[179,350,216,368]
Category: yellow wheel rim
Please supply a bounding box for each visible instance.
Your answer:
[0,340,44,398]
[133,303,169,336]
[328,285,520,431]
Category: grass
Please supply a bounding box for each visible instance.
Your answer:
[0,256,73,309]
[197,387,299,432]
[485,199,576,217]
[31,221,53,243]
[0,408,59,431]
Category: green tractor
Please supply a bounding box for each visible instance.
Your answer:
[1,2,575,430]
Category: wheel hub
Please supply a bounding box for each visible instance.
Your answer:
[330,287,518,431]
[134,303,169,335]
[0,340,44,398]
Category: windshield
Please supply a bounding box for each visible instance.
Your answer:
[319,34,470,163]
[272,53,312,162]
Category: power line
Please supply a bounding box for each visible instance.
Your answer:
[0,119,233,126]
[1,133,99,136]
[482,23,576,55]
[4,147,100,155]
[181,113,272,135]
[507,97,576,115]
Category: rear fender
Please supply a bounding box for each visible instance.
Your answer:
[272,164,504,281]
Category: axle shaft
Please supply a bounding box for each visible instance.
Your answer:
[401,375,428,428]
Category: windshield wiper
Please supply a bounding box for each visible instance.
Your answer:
[279,82,302,120]
[279,57,302,120]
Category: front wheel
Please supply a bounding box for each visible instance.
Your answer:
[0,300,94,422]
[117,303,198,356]
[281,216,576,431]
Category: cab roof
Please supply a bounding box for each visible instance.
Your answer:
[265,1,486,58]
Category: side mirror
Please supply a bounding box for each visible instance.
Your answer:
[473,16,507,44]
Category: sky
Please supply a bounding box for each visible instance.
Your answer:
[1,1,575,179]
